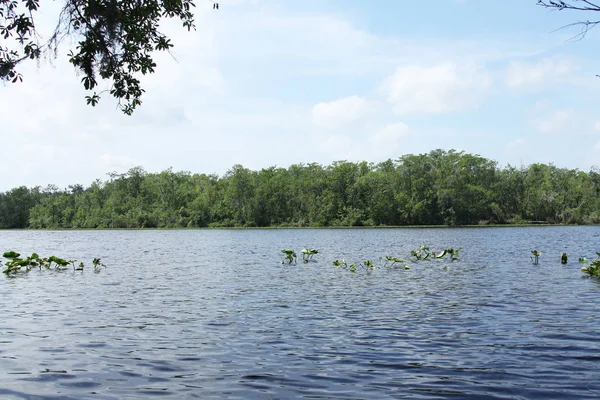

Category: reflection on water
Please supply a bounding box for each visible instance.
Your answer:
[1,226,600,399]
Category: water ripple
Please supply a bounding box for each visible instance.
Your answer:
[1,227,600,398]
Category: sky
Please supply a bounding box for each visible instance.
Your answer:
[2,0,600,191]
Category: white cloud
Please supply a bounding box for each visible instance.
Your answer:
[316,122,409,162]
[507,137,525,149]
[530,109,574,134]
[506,57,574,88]
[98,154,140,171]
[594,121,600,131]
[369,122,408,147]
[312,96,368,129]
[381,63,491,115]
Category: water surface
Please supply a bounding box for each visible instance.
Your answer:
[1,227,600,399]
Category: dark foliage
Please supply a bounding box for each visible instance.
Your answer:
[1,150,600,229]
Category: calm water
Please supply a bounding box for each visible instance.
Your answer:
[1,226,600,399]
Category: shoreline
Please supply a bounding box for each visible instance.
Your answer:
[1,223,596,231]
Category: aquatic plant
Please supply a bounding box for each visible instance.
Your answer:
[2,251,106,275]
[410,245,431,261]
[92,258,106,271]
[581,252,600,278]
[2,252,43,274]
[3,251,20,259]
[47,256,71,270]
[301,248,319,263]
[383,256,411,269]
[332,259,359,272]
[281,250,297,264]
[384,255,404,267]
[445,247,461,262]
[561,253,568,264]
[410,246,461,263]
[362,260,375,270]
[335,245,460,275]
[335,257,412,273]
[581,260,600,277]
[407,246,462,264]
[531,250,541,265]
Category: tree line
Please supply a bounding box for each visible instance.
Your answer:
[1,149,599,229]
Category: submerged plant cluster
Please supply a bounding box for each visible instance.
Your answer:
[1,251,106,275]
[333,245,461,273]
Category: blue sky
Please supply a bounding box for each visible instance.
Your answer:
[2,0,600,190]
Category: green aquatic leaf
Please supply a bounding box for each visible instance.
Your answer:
[301,248,318,261]
[384,256,405,267]
[281,250,297,264]
[363,260,375,269]
[435,250,447,259]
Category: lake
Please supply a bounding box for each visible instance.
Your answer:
[1,226,600,399]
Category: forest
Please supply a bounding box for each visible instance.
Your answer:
[1,149,599,229]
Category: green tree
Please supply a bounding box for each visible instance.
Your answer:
[1,0,205,114]
[0,186,37,228]
[6,151,600,229]
[223,164,256,226]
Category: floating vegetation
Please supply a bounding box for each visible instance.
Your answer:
[333,245,459,274]
[410,245,431,261]
[281,249,297,264]
[581,252,600,278]
[284,245,600,281]
[93,258,106,271]
[440,247,461,262]
[301,248,319,263]
[410,246,461,263]
[333,259,359,272]
[2,251,106,275]
[531,250,541,265]
[280,248,319,264]
[363,260,376,270]
[384,256,405,268]
[581,260,600,277]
